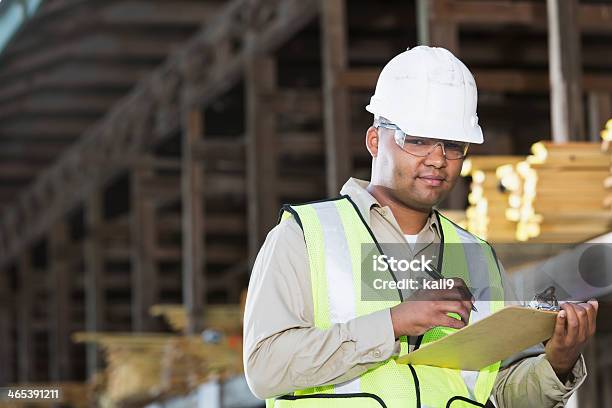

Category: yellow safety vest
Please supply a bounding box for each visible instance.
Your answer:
[269,195,504,408]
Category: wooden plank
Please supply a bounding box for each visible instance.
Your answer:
[130,162,159,331]
[48,221,72,381]
[18,253,34,382]
[84,191,105,377]
[245,51,279,262]
[547,0,585,142]
[181,109,206,335]
[321,0,351,195]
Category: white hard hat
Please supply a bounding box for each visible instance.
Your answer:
[366,46,483,144]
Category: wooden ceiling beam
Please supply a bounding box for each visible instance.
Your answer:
[0,118,94,139]
[431,0,612,33]
[0,162,47,180]
[0,33,186,82]
[0,63,150,104]
[100,0,223,26]
[4,1,222,58]
[339,68,612,93]
[0,93,119,121]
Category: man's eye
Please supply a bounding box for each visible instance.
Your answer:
[446,143,464,151]
[406,138,425,145]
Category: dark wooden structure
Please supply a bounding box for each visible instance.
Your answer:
[0,1,611,406]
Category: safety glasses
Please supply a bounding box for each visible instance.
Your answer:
[375,120,469,160]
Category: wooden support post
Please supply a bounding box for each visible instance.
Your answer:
[321,0,352,196]
[588,92,612,142]
[246,51,279,263]
[547,0,585,142]
[17,253,34,382]
[48,221,72,381]
[0,268,14,385]
[427,0,459,54]
[130,162,158,331]
[181,108,206,335]
[84,191,105,377]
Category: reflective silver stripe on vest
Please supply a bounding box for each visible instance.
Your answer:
[314,201,361,394]
[454,225,496,399]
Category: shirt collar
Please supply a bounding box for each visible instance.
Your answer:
[339,177,440,237]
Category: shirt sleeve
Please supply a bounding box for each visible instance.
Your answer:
[243,216,399,400]
[491,259,587,407]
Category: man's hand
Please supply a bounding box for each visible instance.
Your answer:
[390,278,474,338]
[545,300,598,382]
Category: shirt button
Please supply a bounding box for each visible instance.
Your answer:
[379,208,387,217]
[373,349,382,358]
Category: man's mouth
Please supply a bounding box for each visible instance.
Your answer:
[417,175,446,187]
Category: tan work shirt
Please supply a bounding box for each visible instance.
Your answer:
[243,178,586,407]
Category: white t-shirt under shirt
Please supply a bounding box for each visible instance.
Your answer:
[404,234,418,250]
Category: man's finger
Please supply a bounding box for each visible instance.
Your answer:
[573,304,589,343]
[561,303,578,345]
[437,301,470,324]
[552,309,567,340]
[439,314,467,330]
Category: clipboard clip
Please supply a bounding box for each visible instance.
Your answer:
[528,286,560,311]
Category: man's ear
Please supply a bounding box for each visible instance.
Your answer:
[366,126,379,157]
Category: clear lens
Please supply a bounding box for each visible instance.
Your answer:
[377,122,468,160]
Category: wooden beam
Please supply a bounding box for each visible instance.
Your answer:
[0,63,150,104]
[588,92,612,143]
[547,0,585,142]
[430,0,612,33]
[48,221,72,381]
[0,93,119,121]
[181,109,206,335]
[130,161,159,331]
[100,1,222,26]
[340,68,612,94]
[0,162,47,180]
[321,0,351,196]
[84,191,105,377]
[428,0,459,54]
[246,50,279,262]
[17,253,34,382]
[0,118,94,139]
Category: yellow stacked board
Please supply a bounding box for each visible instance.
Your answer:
[462,156,524,242]
[513,141,612,242]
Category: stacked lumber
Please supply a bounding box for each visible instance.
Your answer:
[160,336,243,396]
[601,119,612,210]
[150,304,242,335]
[73,333,173,405]
[462,156,524,242]
[514,141,612,242]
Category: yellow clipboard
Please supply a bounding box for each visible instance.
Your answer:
[396,306,558,370]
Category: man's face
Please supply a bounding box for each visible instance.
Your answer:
[371,127,464,211]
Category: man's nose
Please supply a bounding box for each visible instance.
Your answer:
[424,143,447,167]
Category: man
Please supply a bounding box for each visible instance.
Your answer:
[243,46,597,407]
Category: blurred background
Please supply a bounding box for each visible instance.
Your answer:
[0,0,611,406]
